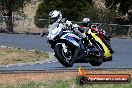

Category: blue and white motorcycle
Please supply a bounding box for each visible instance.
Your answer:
[41,22,103,67]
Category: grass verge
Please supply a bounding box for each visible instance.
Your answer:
[0,77,131,88]
[0,47,49,65]
[0,70,132,88]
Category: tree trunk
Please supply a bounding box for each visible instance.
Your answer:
[7,11,13,32]
[6,0,13,32]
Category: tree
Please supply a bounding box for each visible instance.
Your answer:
[105,0,132,14]
[105,0,132,37]
[34,0,93,28]
[83,5,120,24]
[0,0,31,32]
[105,0,132,24]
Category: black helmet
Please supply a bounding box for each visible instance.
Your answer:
[82,18,91,27]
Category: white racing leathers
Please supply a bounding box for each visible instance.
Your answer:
[47,19,87,41]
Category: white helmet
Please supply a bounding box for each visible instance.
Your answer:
[49,10,62,24]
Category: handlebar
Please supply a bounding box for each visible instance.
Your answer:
[40,32,48,37]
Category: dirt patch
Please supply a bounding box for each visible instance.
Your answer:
[0,72,75,84]
[0,47,49,65]
[0,69,132,84]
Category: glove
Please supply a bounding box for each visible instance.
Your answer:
[40,32,45,37]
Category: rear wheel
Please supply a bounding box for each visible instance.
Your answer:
[110,48,114,54]
[89,42,103,66]
[107,56,112,61]
[54,43,75,67]
[103,39,114,54]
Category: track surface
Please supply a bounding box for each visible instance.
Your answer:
[0,33,132,71]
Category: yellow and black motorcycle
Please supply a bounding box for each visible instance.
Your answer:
[87,28,112,61]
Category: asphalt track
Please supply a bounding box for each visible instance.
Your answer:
[0,33,132,71]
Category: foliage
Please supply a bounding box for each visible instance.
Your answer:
[105,0,132,24]
[34,0,93,28]
[0,0,31,32]
[0,0,31,15]
[84,5,122,24]
[105,0,132,14]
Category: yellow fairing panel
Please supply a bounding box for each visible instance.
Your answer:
[88,29,111,58]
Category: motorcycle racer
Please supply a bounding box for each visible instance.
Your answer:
[80,18,112,61]
[44,10,89,50]
[48,10,87,38]
[41,10,104,66]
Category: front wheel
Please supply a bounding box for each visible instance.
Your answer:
[89,42,103,66]
[54,44,75,67]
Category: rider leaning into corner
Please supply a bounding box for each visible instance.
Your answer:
[41,10,89,51]
[81,17,114,55]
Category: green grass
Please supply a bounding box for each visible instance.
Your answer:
[0,78,131,88]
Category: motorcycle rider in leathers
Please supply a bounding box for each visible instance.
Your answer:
[41,10,89,52]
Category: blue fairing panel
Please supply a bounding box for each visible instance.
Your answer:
[63,34,80,47]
